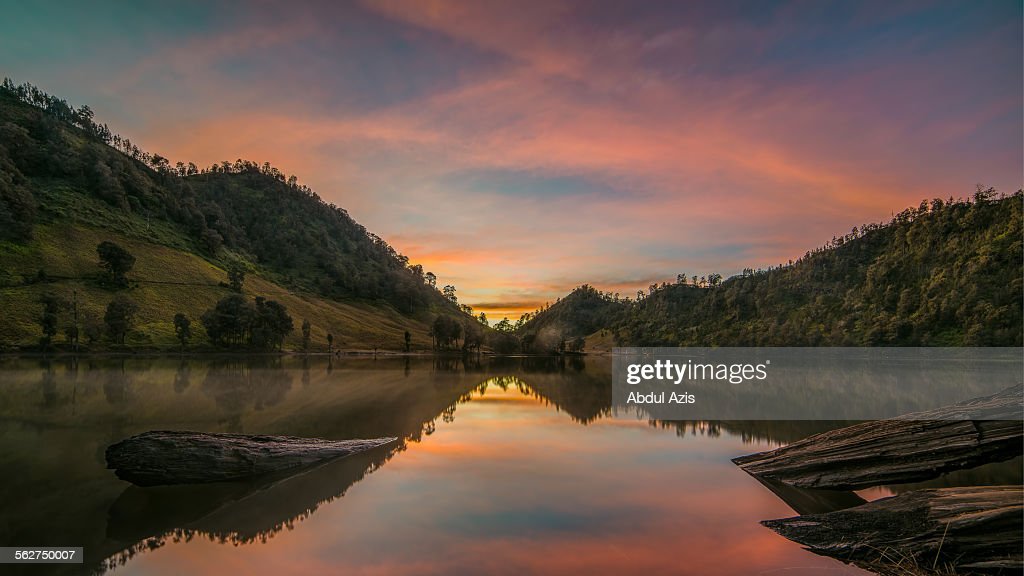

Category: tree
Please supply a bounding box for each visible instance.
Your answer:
[432,315,462,350]
[425,272,437,288]
[302,319,312,352]
[82,312,102,345]
[227,266,245,292]
[442,285,457,304]
[173,313,191,351]
[494,317,513,332]
[477,312,488,325]
[462,320,482,352]
[201,294,252,346]
[251,296,293,351]
[63,324,78,347]
[38,293,63,349]
[201,228,223,253]
[404,330,411,352]
[200,295,292,350]
[97,241,135,287]
[104,295,137,344]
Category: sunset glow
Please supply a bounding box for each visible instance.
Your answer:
[2,1,1019,314]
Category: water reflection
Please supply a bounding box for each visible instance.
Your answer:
[101,445,398,574]
[0,356,1017,576]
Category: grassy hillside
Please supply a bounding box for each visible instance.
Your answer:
[0,223,440,351]
[523,191,1023,349]
[0,79,477,352]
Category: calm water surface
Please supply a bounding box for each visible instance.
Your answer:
[0,356,1018,576]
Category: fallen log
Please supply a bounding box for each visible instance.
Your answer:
[763,486,1023,574]
[106,431,397,486]
[733,385,1023,490]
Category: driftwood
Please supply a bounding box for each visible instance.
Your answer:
[106,431,397,486]
[733,385,1023,490]
[763,486,1023,574]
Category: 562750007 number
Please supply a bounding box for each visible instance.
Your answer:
[0,547,83,563]
[16,550,76,560]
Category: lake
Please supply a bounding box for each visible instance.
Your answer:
[0,356,1018,575]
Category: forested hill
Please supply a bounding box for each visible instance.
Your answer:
[0,79,469,351]
[521,191,1022,348]
[0,81,452,314]
[515,285,629,352]
[187,171,442,313]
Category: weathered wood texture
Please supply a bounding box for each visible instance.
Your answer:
[764,486,1023,574]
[106,431,397,486]
[733,385,1023,490]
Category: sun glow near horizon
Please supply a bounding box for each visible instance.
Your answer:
[2,1,1019,309]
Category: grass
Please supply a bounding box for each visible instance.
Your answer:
[0,223,437,352]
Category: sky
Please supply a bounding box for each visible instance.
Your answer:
[1,0,1021,320]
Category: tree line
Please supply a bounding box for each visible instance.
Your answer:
[518,189,1022,349]
[0,77,465,319]
[32,240,313,352]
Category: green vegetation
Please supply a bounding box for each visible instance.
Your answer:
[522,191,1023,349]
[516,285,629,353]
[0,78,477,352]
[96,240,134,287]
[1,78,1019,353]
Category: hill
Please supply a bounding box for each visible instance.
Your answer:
[0,79,476,352]
[514,285,628,352]
[522,191,1023,349]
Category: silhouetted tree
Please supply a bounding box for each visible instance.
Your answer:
[82,312,102,345]
[104,295,137,344]
[432,315,462,350]
[201,294,252,346]
[462,320,482,352]
[227,266,245,292]
[251,296,293,351]
[38,293,63,348]
[173,313,191,351]
[442,285,457,304]
[97,241,135,287]
[302,319,311,351]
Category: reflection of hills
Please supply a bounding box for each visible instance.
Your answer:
[648,420,858,445]
[500,357,854,444]
[499,356,613,424]
[87,366,486,574]
[98,443,398,574]
[0,357,486,576]
[201,358,294,414]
